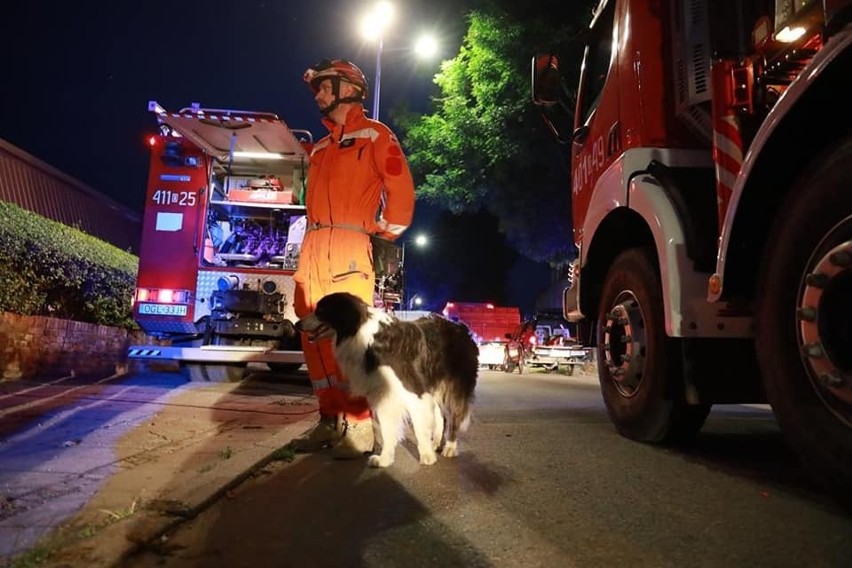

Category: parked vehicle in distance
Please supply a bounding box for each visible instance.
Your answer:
[443,301,523,372]
[526,333,595,375]
[507,313,593,375]
[478,340,510,370]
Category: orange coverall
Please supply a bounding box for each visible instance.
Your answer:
[293,105,415,420]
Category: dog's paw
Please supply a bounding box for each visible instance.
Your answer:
[368,454,394,468]
[419,451,437,465]
[440,441,459,458]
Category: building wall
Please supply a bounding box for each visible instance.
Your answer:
[0,313,150,380]
[0,138,141,253]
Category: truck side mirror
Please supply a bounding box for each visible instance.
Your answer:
[531,53,575,144]
[532,54,560,106]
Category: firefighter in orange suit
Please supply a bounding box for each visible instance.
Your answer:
[290,59,416,459]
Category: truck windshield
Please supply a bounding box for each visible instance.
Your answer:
[577,0,616,124]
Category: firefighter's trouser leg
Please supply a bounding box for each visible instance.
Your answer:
[295,274,373,422]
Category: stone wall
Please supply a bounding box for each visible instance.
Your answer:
[0,312,145,381]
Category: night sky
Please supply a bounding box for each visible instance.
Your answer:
[5,0,551,316]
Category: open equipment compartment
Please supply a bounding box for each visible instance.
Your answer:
[129,101,314,379]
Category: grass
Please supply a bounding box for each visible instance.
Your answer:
[197,446,236,474]
[5,500,140,568]
[269,445,297,463]
[7,545,52,568]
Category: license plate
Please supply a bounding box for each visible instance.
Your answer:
[568,350,586,357]
[138,303,188,317]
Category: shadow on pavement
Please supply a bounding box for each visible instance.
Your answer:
[129,453,497,568]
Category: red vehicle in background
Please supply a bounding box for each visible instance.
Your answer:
[500,319,536,374]
[443,301,523,371]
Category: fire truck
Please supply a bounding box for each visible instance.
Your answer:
[442,301,523,370]
[532,1,852,500]
[128,101,402,382]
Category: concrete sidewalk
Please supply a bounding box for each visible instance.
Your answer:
[3,367,596,567]
[2,371,318,568]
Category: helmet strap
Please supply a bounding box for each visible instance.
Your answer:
[319,77,364,117]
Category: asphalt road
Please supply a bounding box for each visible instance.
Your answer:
[118,369,852,568]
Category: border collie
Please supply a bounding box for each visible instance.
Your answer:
[297,292,478,468]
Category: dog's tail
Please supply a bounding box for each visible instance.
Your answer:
[439,387,474,437]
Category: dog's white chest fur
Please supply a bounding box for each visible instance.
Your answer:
[332,309,395,399]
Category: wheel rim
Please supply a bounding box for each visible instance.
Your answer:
[797,217,852,425]
[602,291,647,396]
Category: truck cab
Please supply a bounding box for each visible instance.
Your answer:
[532,1,852,504]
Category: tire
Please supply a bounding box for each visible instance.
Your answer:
[268,335,303,375]
[181,363,247,383]
[755,137,852,504]
[181,363,207,382]
[597,248,711,443]
[501,350,516,374]
[268,363,303,375]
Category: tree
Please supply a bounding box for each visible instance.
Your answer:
[397,2,595,267]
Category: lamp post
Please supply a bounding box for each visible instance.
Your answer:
[359,2,439,120]
[360,2,394,120]
[401,233,428,309]
[401,233,428,267]
[372,35,384,121]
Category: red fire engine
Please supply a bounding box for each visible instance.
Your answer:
[533,1,852,500]
[442,301,521,344]
[128,102,366,382]
[443,301,524,371]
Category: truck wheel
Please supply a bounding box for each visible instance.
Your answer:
[268,335,303,375]
[597,248,710,443]
[181,363,206,382]
[268,363,303,375]
[181,363,246,382]
[756,138,852,504]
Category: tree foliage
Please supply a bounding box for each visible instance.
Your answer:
[397,1,595,267]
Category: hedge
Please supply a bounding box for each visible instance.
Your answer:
[0,201,139,329]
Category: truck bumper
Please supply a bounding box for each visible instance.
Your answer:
[127,345,304,365]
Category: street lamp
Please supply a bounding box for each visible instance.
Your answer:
[401,233,428,309]
[360,1,394,120]
[401,233,428,266]
[413,35,438,59]
[359,2,439,120]
[409,294,424,310]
